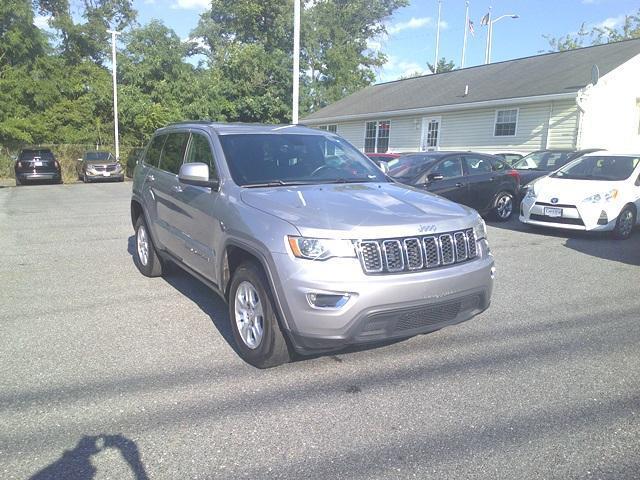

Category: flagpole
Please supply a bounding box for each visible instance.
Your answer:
[484,6,492,64]
[292,0,300,124]
[461,0,469,68]
[434,0,442,73]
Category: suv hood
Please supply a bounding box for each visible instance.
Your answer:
[240,182,478,239]
[84,159,116,165]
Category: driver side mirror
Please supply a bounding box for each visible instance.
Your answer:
[178,162,219,190]
[427,173,444,182]
[379,162,390,174]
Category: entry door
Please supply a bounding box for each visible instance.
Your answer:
[420,117,441,151]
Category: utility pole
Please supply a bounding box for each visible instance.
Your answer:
[292,0,300,124]
[461,1,469,68]
[434,0,442,73]
[107,29,121,161]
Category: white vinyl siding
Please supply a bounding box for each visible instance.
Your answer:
[546,100,578,149]
[309,100,583,154]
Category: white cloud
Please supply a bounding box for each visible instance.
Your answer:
[33,15,51,29]
[387,17,433,35]
[173,0,209,10]
[143,0,156,4]
[182,36,210,51]
[438,20,449,30]
[379,55,428,82]
[596,15,625,30]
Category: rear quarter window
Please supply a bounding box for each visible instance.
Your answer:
[145,135,166,167]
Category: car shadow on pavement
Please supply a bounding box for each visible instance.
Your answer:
[30,434,148,480]
[489,216,640,266]
[126,236,239,355]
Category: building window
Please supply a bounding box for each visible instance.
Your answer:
[365,120,390,153]
[318,124,337,133]
[494,109,518,136]
[426,120,439,147]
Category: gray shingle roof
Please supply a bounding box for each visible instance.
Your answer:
[302,38,640,122]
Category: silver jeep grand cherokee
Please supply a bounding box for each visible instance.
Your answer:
[131,122,494,368]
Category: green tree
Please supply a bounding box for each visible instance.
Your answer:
[427,57,455,74]
[544,9,640,51]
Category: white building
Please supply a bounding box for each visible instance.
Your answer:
[302,39,640,154]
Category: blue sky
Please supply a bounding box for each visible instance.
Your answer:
[37,0,639,82]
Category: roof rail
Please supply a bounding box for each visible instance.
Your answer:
[166,120,214,126]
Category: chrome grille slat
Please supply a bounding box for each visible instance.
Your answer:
[454,232,468,261]
[423,236,440,268]
[358,229,478,275]
[382,240,404,272]
[439,234,455,265]
[403,238,423,270]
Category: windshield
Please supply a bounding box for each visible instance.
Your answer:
[387,154,440,179]
[85,152,112,161]
[219,134,388,187]
[19,150,53,160]
[551,155,640,181]
[513,151,572,171]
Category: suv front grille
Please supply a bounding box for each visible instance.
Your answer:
[358,229,478,275]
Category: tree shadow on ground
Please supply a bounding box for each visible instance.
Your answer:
[30,434,148,480]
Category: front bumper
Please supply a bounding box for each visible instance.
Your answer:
[271,240,494,353]
[85,170,124,180]
[519,197,621,232]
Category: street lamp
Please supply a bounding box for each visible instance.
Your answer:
[485,14,519,64]
[292,0,300,124]
[107,29,121,161]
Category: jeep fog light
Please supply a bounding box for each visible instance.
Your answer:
[307,293,351,309]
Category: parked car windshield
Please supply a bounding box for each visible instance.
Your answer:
[219,134,388,187]
[19,150,54,160]
[387,154,440,180]
[512,151,572,171]
[85,152,112,161]
[551,155,640,181]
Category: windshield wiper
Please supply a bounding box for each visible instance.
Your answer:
[317,178,377,184]
[243,180,317,188]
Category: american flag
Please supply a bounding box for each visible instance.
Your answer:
[469,19,475,37]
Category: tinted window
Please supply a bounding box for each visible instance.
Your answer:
[513,151,572,171]
[432,157,463,179]
[19,150,54,160]
[159,132,189,174]
[185,133,218,180]
[219,134,386,186]
[145,135,166,167]
[552,156,640,181]
[493,159,508,171]
[388,154,439,179]
[464,155,493,175]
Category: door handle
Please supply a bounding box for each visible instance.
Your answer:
[171,185,183,193]
[490,176,496,181]
[455,182,465,188]
[147,174,155,182]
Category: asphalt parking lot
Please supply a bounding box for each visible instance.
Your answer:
[1,182,639,480]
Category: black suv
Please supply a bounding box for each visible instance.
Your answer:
[389,151,520,221]
[14,149,62,186]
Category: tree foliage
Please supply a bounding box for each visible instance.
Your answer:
[544,9,640,51]
[427,57,456,74]
[0,0,407,153]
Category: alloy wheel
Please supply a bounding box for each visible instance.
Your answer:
[496,194,513,219]
[136,224,150,266]
[234,281,265,349]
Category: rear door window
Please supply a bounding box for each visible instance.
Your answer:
[159,132,190,175]
[145,135,166,168]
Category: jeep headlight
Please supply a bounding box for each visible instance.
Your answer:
[473,217,487,240]
[287,236,356,260]
[583,189,618,204]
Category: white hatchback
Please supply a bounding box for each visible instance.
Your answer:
[519,153,640,239]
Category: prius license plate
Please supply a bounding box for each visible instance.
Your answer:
[544,207,562,218]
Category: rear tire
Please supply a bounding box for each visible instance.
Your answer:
[228,262,291,368]
[612,205,636,240]
[133,216,163,277]
[492,191,515,222]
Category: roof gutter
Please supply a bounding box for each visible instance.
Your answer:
[303,92,578,124]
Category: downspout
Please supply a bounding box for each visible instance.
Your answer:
[545,102,554,149]
[575,86,589,150]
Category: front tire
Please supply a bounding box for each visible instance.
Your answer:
[492,191,515,222]
[133,216,163,277]
[612,205,636,240]
[228,262,291,368]
[83,172,89,183]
